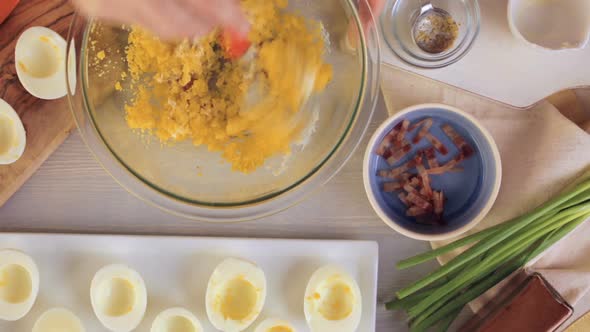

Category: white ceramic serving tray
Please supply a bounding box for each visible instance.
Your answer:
[381,0,590,109]
[0,233,378,332]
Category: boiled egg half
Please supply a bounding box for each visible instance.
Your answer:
[151,307,203,332]
[32,308,85,332]
[254,318,297,332]
[0,98,26,165]
[0,249,40,321]
[90,264,147,332]
[304,265,362,332]
[206,258,266,332]
[15,26,73,100]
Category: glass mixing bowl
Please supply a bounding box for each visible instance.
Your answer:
[66,0,380,221]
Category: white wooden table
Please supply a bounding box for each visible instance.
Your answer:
[1,65,540,331]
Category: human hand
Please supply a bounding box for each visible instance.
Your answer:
[70,0,249,40]
[360,0,385,30]
[345,0,384,50]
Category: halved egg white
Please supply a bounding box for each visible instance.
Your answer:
[304,265,362,332]
[0,98,26,165]
[0,249,40,321]
[32,308,85,332]
[151,307,203,332]
[254,318,297,332]
[90,264,147,332]
[206,258,267,332]
[15,26,74,100]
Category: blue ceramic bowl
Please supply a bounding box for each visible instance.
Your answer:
[363,104,501,241]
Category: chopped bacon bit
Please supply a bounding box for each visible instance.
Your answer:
[414,153,433,199]
[398,193,410,206]
[376,122,402,156]
[419,172,433,198]
[409,118,430,131]
[412,118,434,144]
[378,158,416,178]
[403,183,418,194]
[424,147,439,168]
[441,124,475,158]
[434,191,445,215]
[383,182,401,192]
[397,172,412,182]
[408,177,420,188]
[426,159,460,175]
[407,206,428,217]
[386,143,412,165]
[425,133,449,155]
[396,120,410,143]
[406,192,432,211]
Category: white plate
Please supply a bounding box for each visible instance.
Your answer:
[0,233,378,332]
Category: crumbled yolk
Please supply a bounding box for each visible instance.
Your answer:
[268,326,294,332]
[96,50,106,60]
[114,82,122,91]
[123,0,332,173]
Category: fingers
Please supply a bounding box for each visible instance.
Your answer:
[368,0,386,17]
[359,0,384,31]
[345,0,384,51]
[139,0,214,40]
[181,0,250,36]
[72,0,248,40]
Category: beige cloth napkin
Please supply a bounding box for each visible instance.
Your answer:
[380,65,590,328]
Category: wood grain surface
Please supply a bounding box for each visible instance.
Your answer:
[0,0,75,207]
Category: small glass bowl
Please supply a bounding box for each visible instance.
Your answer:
[381,0,480,68]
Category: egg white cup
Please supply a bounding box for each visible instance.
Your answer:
[151,307,202,332]
[90,264,147,332]
[32,308,85,332]
[0,249,40,321]
[304,265,361,332]
[508,0,590,50]
[254,317,297,332]
[0,98,26,165]
[15,26,76,100]
[206,258,267,332]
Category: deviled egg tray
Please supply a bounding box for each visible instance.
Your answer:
[0,233,378,331]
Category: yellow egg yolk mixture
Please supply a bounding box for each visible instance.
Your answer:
[124,0,333,173]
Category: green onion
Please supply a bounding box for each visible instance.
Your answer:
[396,179,590,299]
[435,307,462,332]
[410,260,521,332]
[410,214,588,331]
[396,221,507,270]
[387,171,590,332]
[408,208,590,320]
[385,290,431,311]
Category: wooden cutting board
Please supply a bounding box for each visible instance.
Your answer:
[0,0,75,207]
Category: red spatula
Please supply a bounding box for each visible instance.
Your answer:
[0,0,19,25]
[220,27,251,60]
